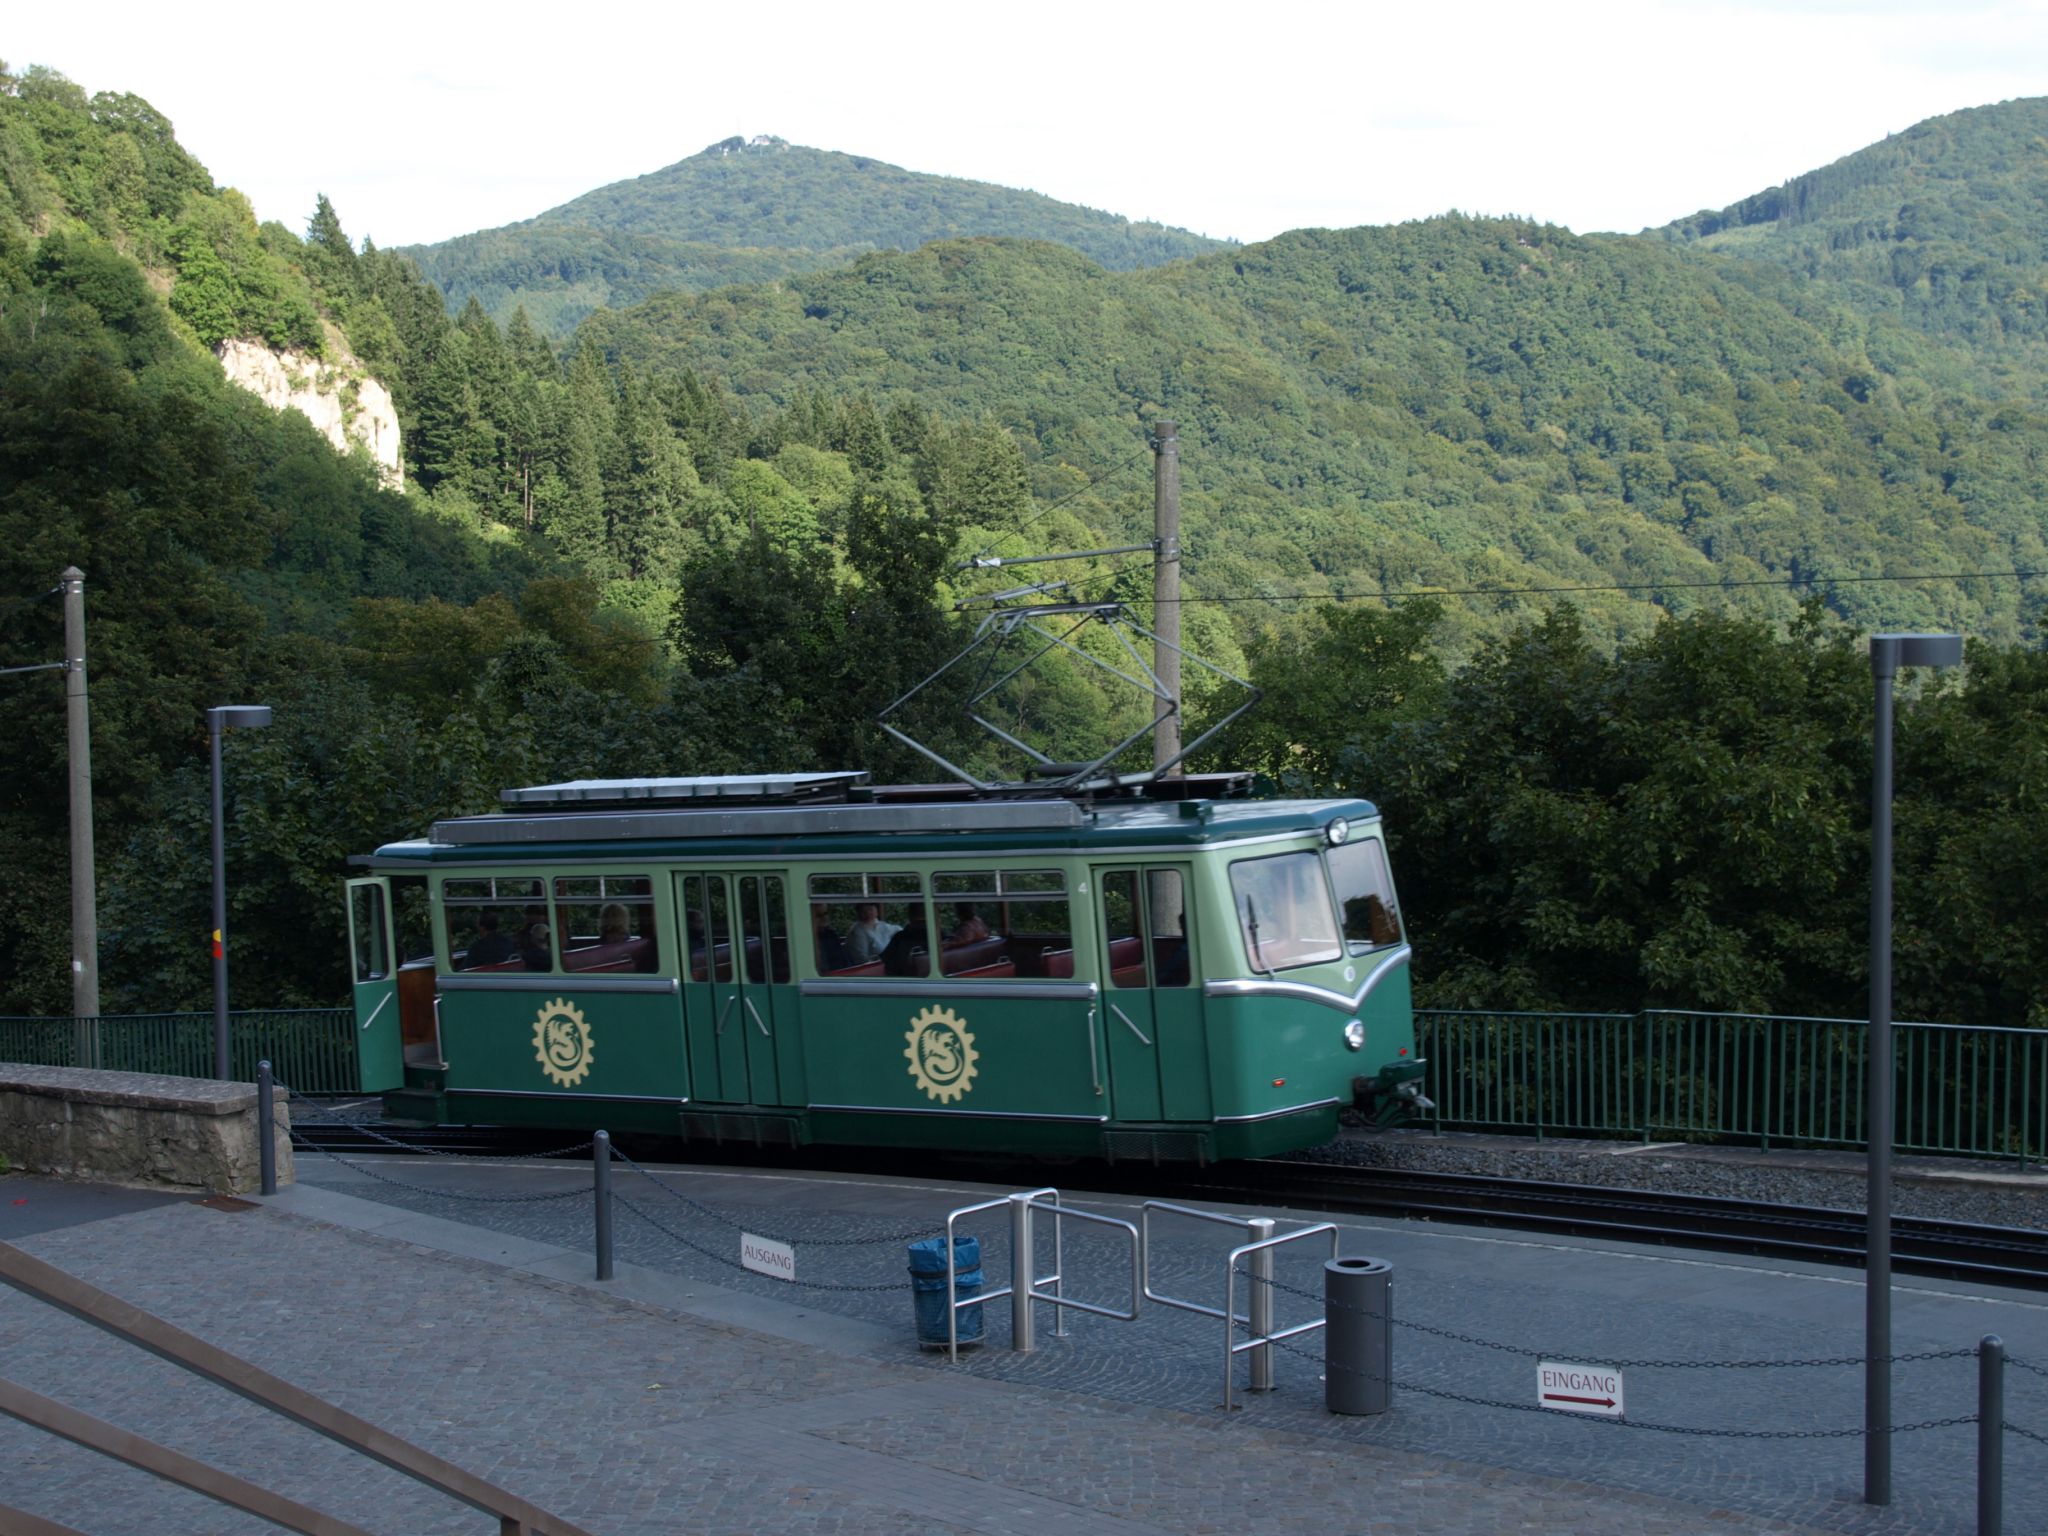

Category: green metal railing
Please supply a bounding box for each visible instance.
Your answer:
[0,1010,360,1094]
[1417,1010,2048,1164]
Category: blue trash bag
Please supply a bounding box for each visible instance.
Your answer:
[907,1235,984,1346]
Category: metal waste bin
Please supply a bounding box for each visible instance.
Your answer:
[1324,1256,1391,1414]
[907,1236,983,1349]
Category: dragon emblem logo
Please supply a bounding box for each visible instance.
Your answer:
[532,997,594,1087]
[904,1005,978,1104]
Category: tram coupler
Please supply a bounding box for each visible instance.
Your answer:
[1353,1060,1432,1127]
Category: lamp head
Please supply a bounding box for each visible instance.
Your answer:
[1870,634,1962,678]
[208,705,274,730]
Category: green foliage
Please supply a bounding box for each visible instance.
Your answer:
[400,137,1227,337]
[4,64,2048,1039]
[1657,98,2048,391]
[1215,598,1449,791]
[165,188,323,351]
[582,223,2048,650]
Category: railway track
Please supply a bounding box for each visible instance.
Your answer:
[288,1115,2048,1290]
[1176,1161,2048,1292]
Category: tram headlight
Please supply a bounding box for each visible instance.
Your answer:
[1326,817,1350,846]
[1344,1018,1365,1051]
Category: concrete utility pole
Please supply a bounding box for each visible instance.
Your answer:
[1151,420,1181,776]
[62,567,99,1053]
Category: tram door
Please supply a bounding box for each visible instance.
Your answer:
[1094,866,1205,1122]
[675,872,798,1106]
[343,877,406,1093]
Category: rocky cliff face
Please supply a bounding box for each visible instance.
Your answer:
[217,336,402,489]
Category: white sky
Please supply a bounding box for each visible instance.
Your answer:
[10,0,2048,249]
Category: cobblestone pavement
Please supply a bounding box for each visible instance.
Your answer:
[284,1144,2048,1535]
[0,1171,1851,1531]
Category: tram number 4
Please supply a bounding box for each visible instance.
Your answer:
[1537,1360,1625,1418]
[740,1233,796,1283]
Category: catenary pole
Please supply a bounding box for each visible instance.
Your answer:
[1151,420,1181,776]
[62,567,99,1053]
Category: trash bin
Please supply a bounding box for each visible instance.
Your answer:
[907,1235,983,1349]
[1325,1256,1392,1414]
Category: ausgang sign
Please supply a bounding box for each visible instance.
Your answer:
[1537,1360,1625,1417]
[740,1233,796,1282]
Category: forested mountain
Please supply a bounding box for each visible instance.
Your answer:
[2,62,2045,1031]
[1655,97,2048,395]
[580,222,2048,648]
[401,136,1227,337]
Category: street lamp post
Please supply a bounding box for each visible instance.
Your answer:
[209,705,272,1081]
[1864,633,1960,1507]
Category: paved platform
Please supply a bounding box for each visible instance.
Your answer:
[2,1153,2042,1535]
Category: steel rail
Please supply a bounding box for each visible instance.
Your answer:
[1183,1162,2048,1291]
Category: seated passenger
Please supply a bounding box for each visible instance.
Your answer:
[599,902,631,944]
[521,920,553,971]
[845,902,901,963]
[466,910,516,967]
[882,924,927,977]
[813,906,856,971]
[948,902,991,945]
[1157,914,1190,987]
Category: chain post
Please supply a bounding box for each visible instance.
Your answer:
[1980,1334,2004,1536]
[593,1131,614,1281]
[256,1060,277,1196]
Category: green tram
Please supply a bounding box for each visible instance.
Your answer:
[342,771,1426,1161]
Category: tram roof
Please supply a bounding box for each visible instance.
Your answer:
[361,777,1381,867]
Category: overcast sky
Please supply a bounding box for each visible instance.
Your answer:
[11,1,2048,250]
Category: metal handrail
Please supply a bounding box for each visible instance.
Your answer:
[1223,1224,1339,1411]
[1417,1009,2048,1165]
[1144,1201,1338,1411]
[944,1187,1061,1363]
[943,1188,1139,1362]
[1016,1197,1140,1337]
[0,1240,594,1536]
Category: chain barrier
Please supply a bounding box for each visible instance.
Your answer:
[1257,1327,1977,1440]
[271,1076,591,1159]
[610,1147,940,1251]
[2009,1420,2048,1447]
[304,1118,593,1162]
[285,1128,592,1205]
[614,1194,908,1293]
[2009,1353,2048,1380]
[1235,1267,1976,1370]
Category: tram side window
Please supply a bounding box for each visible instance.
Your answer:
[444,877,549,972]
[1326,838,1403,953]
[1228,852,1341,973]
[808,873,925,977]
[933,870,1068,979]
[555,876,660,974]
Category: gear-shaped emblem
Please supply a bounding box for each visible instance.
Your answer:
[904,1005,978,1103]
[532,997,594,1087]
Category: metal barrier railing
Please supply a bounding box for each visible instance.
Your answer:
[1142,1200,1339,1410]
[0,1239,594,1535]
[1418,1009,2048,1163]
[0,1009,360,1092]
[942,1189,1140,1362]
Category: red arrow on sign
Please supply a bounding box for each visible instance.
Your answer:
[1543,1393,1616,1408]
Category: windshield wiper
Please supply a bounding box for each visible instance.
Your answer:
[1245,894,1275,978]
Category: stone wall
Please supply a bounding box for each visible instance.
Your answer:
[0,1065,293,1194]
